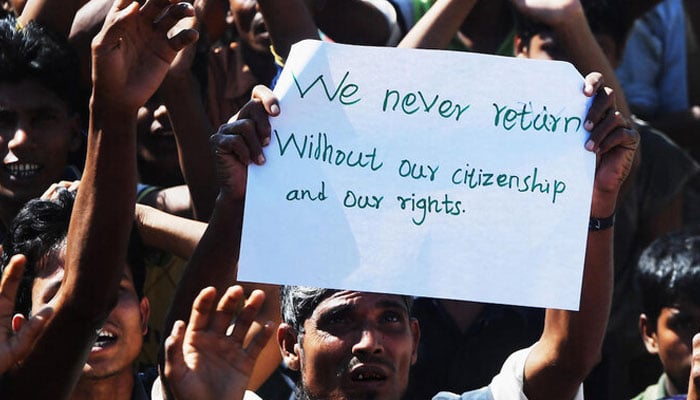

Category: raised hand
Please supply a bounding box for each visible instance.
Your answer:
[210,85,280,200]
[509,0,584,27]
[581,72,638,214]
[0,255,53,373]
[91,0,199,112]
[163,286,274,400]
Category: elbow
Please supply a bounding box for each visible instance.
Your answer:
[552,341,603,383]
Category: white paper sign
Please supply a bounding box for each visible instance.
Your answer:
[238,40,595,310]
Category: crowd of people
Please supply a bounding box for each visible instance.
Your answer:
[0,0,697,399]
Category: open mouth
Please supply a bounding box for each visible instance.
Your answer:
[92,328,118,350]
[4,163,42,179]
[350,366,388,382]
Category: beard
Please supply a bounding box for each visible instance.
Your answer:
[294,383,382,400]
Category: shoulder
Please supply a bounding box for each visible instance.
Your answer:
[433,387,494,400]
[631,374,668,400]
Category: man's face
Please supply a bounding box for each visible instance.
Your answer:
[641,301,700,394]
[0,80,79,209]
[30,247,149,379]
[136,95,183,187]
[230,0,271,53]
[283,291,420,400]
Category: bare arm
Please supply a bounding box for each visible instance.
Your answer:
[8,1,197,397]
[160,0,218,221]
[310,0,398,46]
[257,0,319,60]
[398,0,477,49]
[159,86,282,395]
[17,0,86,37]
[135,204,207,260]
[511,0,631,118]
[523,74,639,399]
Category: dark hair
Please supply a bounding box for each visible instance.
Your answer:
[280,286,414,335]
[514,0,634,53]
[1,189,145,316]
[636,228,700,330]
[0,15,87,117]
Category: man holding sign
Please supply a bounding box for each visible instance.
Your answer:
[197,48,638,398]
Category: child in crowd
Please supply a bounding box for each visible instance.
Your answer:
[634,229,700,399]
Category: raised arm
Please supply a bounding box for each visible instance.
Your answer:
[511,0,631,118]
[17,0,86,37]
[309,0,400,46]
[159,0,218,221]
[135,204,207,260]
[159,86,282,395]
[522,73,639,399]
[256,0,319,60]
[398,0,477,49]
[8,1,197,397]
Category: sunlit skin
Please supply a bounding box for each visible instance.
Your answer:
[281,291,420,400]
[0,80,80,221]
[641,301,700,395]
[29,246,149,381]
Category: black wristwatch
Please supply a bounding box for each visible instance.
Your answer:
[589,212,616,231]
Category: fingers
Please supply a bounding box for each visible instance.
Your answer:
[251,85,281,117]
[238,98,274,148]
[164,320,187,378]
[582,72,603,97]
[8,306,53,364]
[141,0,176,20]
[229,289,265,346]
[587,107,627,153]
[169,28,200,52]
[40,181,80,200]
[212,119,265,166]
[0,255,27,312]
[187,286,217,333]
[244,321,275,362]
[210,286,245,334]
[584,86,617,152]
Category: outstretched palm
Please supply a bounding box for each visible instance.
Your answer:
[91,0,198,111]
[165,286,274,400]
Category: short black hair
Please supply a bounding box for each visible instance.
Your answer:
[636,228,700,330]
[0,15,87,117]
[1,189,145,316]
[280,286,414,335]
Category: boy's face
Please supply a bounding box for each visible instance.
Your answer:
[640,301,700,394]
[0,80,79,210]
[29,247,149,380]
[279,291,419,400]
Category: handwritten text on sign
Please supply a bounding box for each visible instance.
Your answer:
[238,40,595,310]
